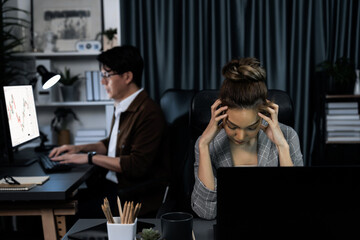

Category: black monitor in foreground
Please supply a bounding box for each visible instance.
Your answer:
[0,85,40,166]
[216,166,360,238]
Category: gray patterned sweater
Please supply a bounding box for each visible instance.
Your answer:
[191,123,303,219]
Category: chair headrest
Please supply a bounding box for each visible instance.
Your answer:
[160,89,196,125]
[190,89,295,140]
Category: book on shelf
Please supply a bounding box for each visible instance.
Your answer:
[327,125,360,131]
[76,129,107,137]
[98,71,110,101]
[85,71,94,101]
[326,108,359,115]
[326,102,358,109]
[74,140,98,145]
[92,71,100,101]
[74,136,105,143]
[326,114,360,120]
[326,119,360,126]
[74,128,107,145]
[327,131,360,137]
[327,136,360,142]
[85,70,110,101]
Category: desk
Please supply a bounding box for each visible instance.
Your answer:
[0,161,94,240]
[62,218,216,240]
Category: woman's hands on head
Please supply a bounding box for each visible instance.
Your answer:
[199,99,228,147]
[258,101,288,149]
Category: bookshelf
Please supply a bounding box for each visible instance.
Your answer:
[11,0,120,146]
[318,94,360,165]
[325,95,360,144]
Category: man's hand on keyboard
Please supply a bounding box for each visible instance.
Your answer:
[49,145,81,157]
[50,153,88,165]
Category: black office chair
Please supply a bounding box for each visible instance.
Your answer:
[267,89,295,128]
[157,89,295,217]
[157,89,196,217]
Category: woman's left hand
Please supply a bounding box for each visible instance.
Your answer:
[258,101,288,148]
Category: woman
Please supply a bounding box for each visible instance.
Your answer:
[191,58,303,220]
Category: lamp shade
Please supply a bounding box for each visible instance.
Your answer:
[36,65,61,89]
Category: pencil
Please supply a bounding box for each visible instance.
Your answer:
[123,201,129,224]
[103,198,114,223]
[128,201,134,224]
[134,202,142,219]
[121,201,126,223]
[133,203,139,222]
[125,202,131,224]
[101,204,112,223]
[117,196,123,219]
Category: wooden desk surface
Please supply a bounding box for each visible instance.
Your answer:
[0,161,94,201]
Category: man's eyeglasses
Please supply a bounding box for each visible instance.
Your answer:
[100,72,119,79]
[3,175,20,185]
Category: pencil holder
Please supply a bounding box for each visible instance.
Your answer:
[107,217,137,240]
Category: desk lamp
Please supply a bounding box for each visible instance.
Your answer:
[36,65,61,89]
[34,65,61,152]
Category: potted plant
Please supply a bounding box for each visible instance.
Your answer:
[51,107,79,145]
[0,0,30,85]
[316,57,357,94]
[137,228,161,240]
[98,28,118,51]
[59,67,81,101]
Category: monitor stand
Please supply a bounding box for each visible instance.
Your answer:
[12,148,39,166]
[0,148,39,166]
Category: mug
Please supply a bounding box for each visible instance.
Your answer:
[161,212,193,240]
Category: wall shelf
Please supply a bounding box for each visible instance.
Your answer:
[36,101,113,107]
[14,51,100,58]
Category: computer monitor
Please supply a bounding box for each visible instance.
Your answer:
[216,166,360,238]
[0,85,40,166]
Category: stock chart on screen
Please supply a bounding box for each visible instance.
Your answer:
[3,85,40,147]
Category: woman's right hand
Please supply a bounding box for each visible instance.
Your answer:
[48,144,80,157]
[199,99,228,147]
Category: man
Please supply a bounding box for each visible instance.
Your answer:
[49,45,169,217]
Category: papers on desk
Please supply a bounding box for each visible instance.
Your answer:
[10,176,50,185]
[0,176,50,191]
[0,184,36,191]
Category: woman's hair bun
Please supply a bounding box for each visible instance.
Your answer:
[222,57,266,82]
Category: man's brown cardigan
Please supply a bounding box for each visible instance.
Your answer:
[100,90,169,215]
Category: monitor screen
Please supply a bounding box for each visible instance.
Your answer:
[3,85,40,147]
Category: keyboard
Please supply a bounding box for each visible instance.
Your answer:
[38,153,72,172]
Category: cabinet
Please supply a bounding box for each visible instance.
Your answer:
[316,94,360,165]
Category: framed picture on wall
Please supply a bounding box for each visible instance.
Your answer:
[31,0,103,52]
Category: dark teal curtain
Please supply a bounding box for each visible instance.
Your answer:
[120,0,360,165]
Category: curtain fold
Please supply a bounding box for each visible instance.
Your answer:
[120,0,360,165]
